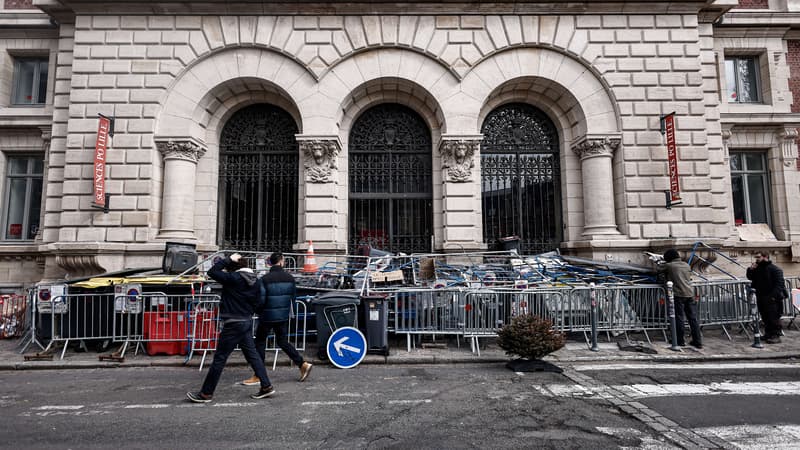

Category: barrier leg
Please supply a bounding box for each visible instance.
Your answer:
[666,282,681,352]
[749,288,763,349]
[589,283,599,352]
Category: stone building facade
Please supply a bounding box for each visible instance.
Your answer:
[1,0,799,289]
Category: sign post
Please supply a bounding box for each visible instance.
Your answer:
[91,114,115,212]
[660,112,682,209]
[326,326,367,369]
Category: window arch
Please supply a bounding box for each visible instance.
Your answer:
[218,104,299,252]
[481,103,562,254]
[349,103,433,253]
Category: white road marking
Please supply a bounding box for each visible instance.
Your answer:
[337,392,364,397]
[595,427,678,449]
[574,362,800,371]
[123,404,171,409]
[33,405,84,410]
[213,402,259,407]
[539,381,800,399]
[387,399,432,405]
[300,401,363,406]
[697,425,800,449]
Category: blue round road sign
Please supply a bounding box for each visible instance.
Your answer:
[327,326,367,369]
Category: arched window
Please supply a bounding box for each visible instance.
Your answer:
[218,104,299,252]
[481,103,561,254]
[349,104,433,254]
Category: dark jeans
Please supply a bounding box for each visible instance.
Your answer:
[674,296,702,346]
[255,320,304,367]
[756,295,783,339]
[201,320,270,396]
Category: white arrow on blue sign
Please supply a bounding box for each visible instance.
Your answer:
[326,326,367,369]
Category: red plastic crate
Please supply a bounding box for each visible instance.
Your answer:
[143,311,188,356]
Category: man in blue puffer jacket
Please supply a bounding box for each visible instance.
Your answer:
[187,253,275,403]
[241,252,313,385]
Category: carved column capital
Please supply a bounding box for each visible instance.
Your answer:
[779,127,799,167]
[571,136,620,160]
[156,139,207,163]
[297,137,341,183]
[439,136,481,183]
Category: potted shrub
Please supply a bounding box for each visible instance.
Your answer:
[497,314,565,373]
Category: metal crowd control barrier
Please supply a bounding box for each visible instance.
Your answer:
[41,293,116,359]
[111,293,214,358]
[693,279,752,340]
[784,276,800,330]
[187,297,309,371]
[462,288,570,355]
[392,289,468,352]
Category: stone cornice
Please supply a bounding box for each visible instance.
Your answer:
[571,135,620,160]
[297,135,341,183]
[439,136,481,183]
[42,1,714,15]
[155,138,207,163]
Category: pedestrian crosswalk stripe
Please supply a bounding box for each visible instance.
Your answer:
[535,381,800,398]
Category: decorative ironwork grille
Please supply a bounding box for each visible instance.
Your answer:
[481,103,562,254]
[218,104,299,252]
[349,104,433,254]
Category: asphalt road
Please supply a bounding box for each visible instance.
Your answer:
[3,361,800,449]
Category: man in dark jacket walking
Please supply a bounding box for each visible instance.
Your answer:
[658,249,702,349]
[746,251,786,344]
[187,253,275,402]
[242,252,312,385]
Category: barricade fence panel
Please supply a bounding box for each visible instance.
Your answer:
[784,277,800,323]
[693,280,751,328]
[392,289,468,336]
[186,297,309,370]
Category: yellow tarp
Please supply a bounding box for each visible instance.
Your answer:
[70,275,207,288]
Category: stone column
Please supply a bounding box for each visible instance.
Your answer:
[35,125,52,243]
[773,127,800,241]
[296,135,343,252]
[571,136,622,238]
[439,135,485,252]
[155,139,207,240]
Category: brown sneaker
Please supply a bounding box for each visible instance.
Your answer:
[299,362,313,382]
[240,375,260,386]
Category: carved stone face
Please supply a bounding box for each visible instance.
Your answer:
[454,142,468,162]
[311,143,325,164]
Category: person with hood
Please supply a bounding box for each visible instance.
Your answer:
[187,253,274,403]
[658,249,702,349]
[242,251,312,385]
[746,251,787,344]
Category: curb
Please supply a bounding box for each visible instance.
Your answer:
[2,351,797,371]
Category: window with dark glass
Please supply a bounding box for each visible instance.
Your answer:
[11,57,48,105]
[730,152,770,226]
[480,103,561,254]
[725,56,760,103]
[3,155,43,240]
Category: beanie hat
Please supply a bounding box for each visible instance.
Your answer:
[663,249,680,262]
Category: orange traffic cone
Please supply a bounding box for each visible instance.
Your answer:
[303,240,318,273]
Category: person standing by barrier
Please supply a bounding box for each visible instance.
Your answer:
[187,253,275,403]
[658,249,703,349]
[746,251,787,344]
[242,252,313,385]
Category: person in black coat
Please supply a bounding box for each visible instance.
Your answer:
[241,252,313,385]
[187,253,275,402]
[746,251,787,344]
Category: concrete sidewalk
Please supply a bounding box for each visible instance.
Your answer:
[1,326,798,371]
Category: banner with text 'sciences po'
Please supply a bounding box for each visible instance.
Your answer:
[92,115,111,208]
[663,113,681,203]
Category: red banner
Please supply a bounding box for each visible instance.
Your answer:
[92,116,111,208]
[664,113,681,202]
